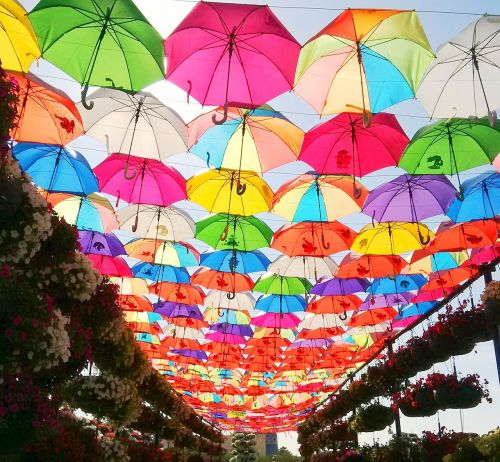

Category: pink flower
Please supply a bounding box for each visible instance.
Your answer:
[4,328,13,338]
[19,331,29,342]
[0,264,10,278]
[12,316,23,326]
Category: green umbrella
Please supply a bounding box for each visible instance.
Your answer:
[196,214,273,251]
[29,0,164,109]
[398,117,500,197]
[253,274,312,296]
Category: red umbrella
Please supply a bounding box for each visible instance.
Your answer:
[192,268,254,293]
[117,295,153,312]
[348,308,397,327]
[336,253,406,279]
[87,255,132,277]
[420,267,478,291]
[150,282,205,305]
[306,295,362,314]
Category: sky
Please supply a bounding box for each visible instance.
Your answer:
[18,0,500,455]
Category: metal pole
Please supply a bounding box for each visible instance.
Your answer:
[484,269,500,384]
[387,342,402,438]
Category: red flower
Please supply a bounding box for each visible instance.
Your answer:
[4,328,13,338]
[13,315,23,326]
[0,264,10,278]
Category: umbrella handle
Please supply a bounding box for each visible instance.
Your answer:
[353,183,363,200]
[488,110,497,127]
[132,213,139,233]
[418,230,430,246]
[123,161,137,180]
[220,226,229,241]
[81,86,94,110]
[236,181,246,196]
[339,311,347,321]
[386,323,394,332]
[455,187,464,201]
[226,291,236,300]
[212,102,229,125]
[362,110,372,128]
[321,234,330,250]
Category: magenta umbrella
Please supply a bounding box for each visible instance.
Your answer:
[251,313,301,329]
[164,1,300,123]
[299,112,408,177]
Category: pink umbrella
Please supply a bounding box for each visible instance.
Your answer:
[251,313,301,329]
[205,332,248,345]
[299,112,408,177]
[164,1,300,123]
[87,255,132,277]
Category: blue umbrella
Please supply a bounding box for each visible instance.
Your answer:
[132,262,190,284]
[200,249,270,273]
[370,275,427,294]
[13,143,98,195]
[255,294,306,313]
[446,172,500,222]
[395,301,436,318]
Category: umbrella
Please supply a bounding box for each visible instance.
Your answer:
[204,308,251,325]
[446,172,500,222]
[255,295,306,314]
[299,112,408,177]
[306,295,362,314]
[150,282,205,305]
[413,287,457,303]
[29,0,164,108]
[187,169,273,216]
[336,253,406,279]
[403,251,465,275]
[416,14,500,121]
[9,72,83,145]
[117,205,194,242]
[272,174,367,222]
[271,221,355,257]
[294,9,433,116]
[0,0,40,72]
[369,275,427,294]
[351,222,434,255]
[78,230,125,256]
[268,256,337,279]
[154,301,203,320]
[188,105,303,173]
[398,118,500,195]
[310,278,369,296]
[87,255,132,277]
[204,290,255,310]
[251,313,301,329]
[46,193,118,232]
[205,331,248,345]
[125,239,200,267]
[210,323,253,337]
[421,267,478,291]
[298,314,346,333]
[363,174,456,222]
[164,1,300,119]
[200,250,270,274]
[13,143,98,195]
[78,88,188,160]
[465,243,500,267]
[196,214,273,251]
[348,308,397,327]
[110,277,149,296]
[131,262,190,284]
[117,294,152,312]
[253,274,312,296]
[192,268,254,293]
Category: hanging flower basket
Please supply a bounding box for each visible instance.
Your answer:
[349,403,395,433]
[394,379,439,418]
[427,327,475,358]
[448,306,492,343]
[348,379,378,405]
[481,281,500,325]
[392,348,420,379]
[408,337,435,372]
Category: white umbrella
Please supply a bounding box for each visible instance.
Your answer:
[417,14,500,122]
[268,255,337,279]
[78,88,188,159]
[157,322,205,340]
[204,290,256,310]
[298,313,347,331]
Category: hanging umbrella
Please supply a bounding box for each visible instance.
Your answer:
[310,278,369,296]
[446,172,500,222]
[421,267,478,291]
[351,222,434,255]
[110,277,149,296]
[164,1,300,120]
[187,169,273,216]
[464,243,500,267]
[46,193,118,232]
[271,221,355,257]
[369,275,427,294]
[29,0,164,108]
[9,72,83,145]
[200,250,270,274]
[117,294,152,312]
[196,214,273,251]
[131,262,190,284]
[297,314,346,334]
[416,14,500,121]
[294,9,434,117]
[154,301,203,320]
[363,174,456,222]
[403,250,465,275]
[188,105,303,173]
[117,205,194,241]
[0,0,40,72]
[78,88,188,160]
[125,239,200,267]
[268,256,337,279]
[398,118,500,196]
[204,308,251,325]
[255,295,306,314]
[336,253,406,279]
[78,230,125,256]
[306,295,362,314]
[205,331,248,345]
[254,274,312,296]
[251,313,301,329]
[87,255,132,277]
[299,112,408,177]
[272,174,368,222]
[360,293,415,310]
[192,268,254,293]
[413,287,457,303]
[204,290,255,310]
[210,323,253,338]
[13,143,98,195]
[151,282,205,305]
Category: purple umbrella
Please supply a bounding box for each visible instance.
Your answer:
[78,230,125,256]
[363,174,456,222]
[310,277,369,296]
[210,323,253,337]
[359,293,415,310]
[171,349,208,361]
[154,301,203,320]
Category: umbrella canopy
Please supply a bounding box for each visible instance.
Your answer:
[360,293,415,310]
[9,72,83,145]
[188,105,304,174]
[254,274,312,296]
[306,295,362,314]
[110,277,149,296]
[30,0,164,107]
[404,250,465,275]
[131,262,190,284]
[272,174,368,222]
[363,174,456,222]
[192,268,254,293]
[251,313,301,329]
[187,169,273,216]
[13,143,98,195]
[154,301,203,320]
[204,290,255,311]
[117,295,152,312]
[94,153,186,206]
[78,230,125,256]
[336,253,406,279]
[164,1,300,109]
[370,275,427,294]
[268,256,337,279]
[196,214,273,251]
[78,88,188,159]
[417,14,500,120]
[294,9,433,116]
[125,239,200,267]
[299,112,408,176]
[204,308,251,325]
[255,295,306,314]
[0,0,40,72]
[310,278,369,296]
[151,282,205,305]
[200,250,270,274]
[88,255,132,278]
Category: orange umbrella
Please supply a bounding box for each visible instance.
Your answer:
[306,295,362,314]
[161,337,201,350]
[336,253,406,279]
[9,71,83,145]
[297,326,344,339]
[149,282,205,305]
[192,268,254,292]
[116,295,153,312]
[202,343,242,355]
[271,221,355,256]
[421,267,478,291]
[348,307,397,327]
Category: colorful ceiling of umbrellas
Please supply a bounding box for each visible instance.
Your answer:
[3,0,500,433]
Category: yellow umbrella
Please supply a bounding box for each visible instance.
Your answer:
[110,277,149,296]
[351,222,434,255]
[0,0,40,72]
[187,168,273,216]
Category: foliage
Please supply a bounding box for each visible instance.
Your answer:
[231,433,257,462]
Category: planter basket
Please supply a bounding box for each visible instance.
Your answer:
[393,349,419,379]
[349,404,395,433]
[434,384,483,410]
[398,390,439,417]
[428,332,474,359]
[409,341,436,372]
[450,311,492,343]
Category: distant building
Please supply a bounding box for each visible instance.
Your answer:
[224,433,279,457]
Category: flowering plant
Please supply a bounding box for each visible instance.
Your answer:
[99,436,131,462]
[482,281,500,302]
[349,403,395,433]
[421,427,477,461]
[391,378,439,417]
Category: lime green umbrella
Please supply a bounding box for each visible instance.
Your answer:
[253,274,312,296]
[29,0,164,109]
[398,117,500,196]
[196,214,273,251]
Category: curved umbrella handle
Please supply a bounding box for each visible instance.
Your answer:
[226,291,236,300]
[273,327,281,335]
[455,187,465,201]
[81,86,94,110]
[132,212,139,233]
[488,109,497,127]
[123,161,137,180]
[236,181,246,196]
[212,102,229,125]
[352,182,363,200]
[220,225,229,242]
[363,110,372,128]
[418,230,430,245]
[321,233,330,250]
[339,311,347,321]
[386,323,394,333]
[187,80,192,104]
